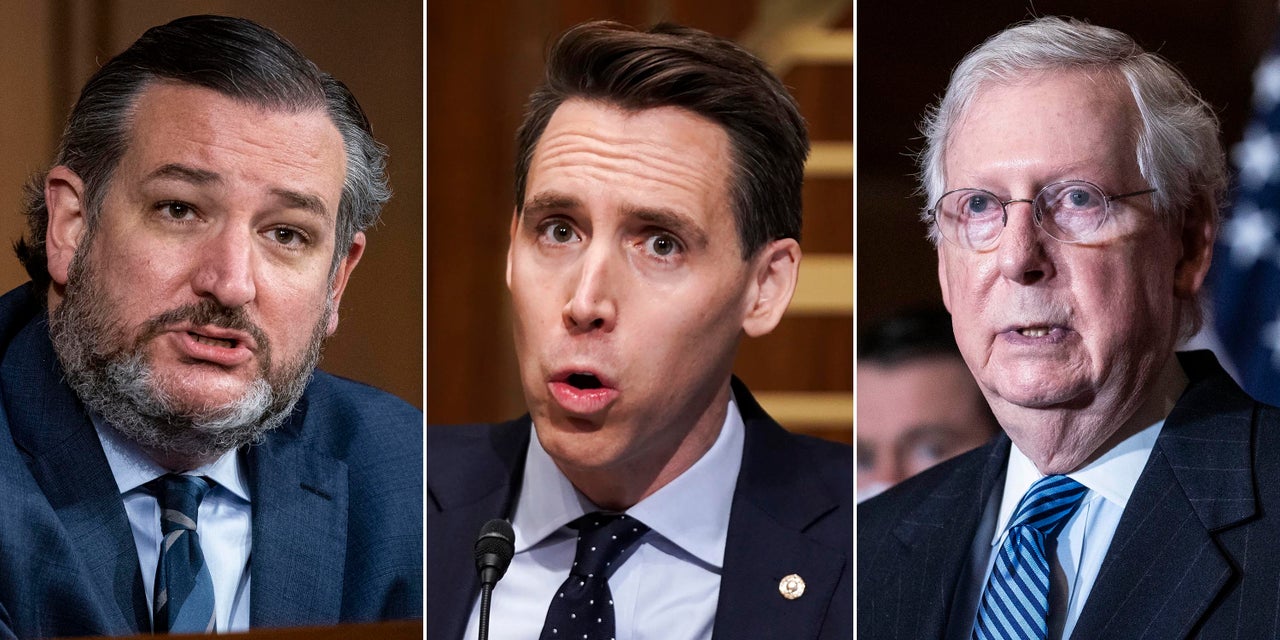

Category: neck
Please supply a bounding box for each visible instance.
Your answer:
[1002,353,1188,474]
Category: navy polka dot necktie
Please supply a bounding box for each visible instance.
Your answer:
[539,512,650,640]
[152,474,216,634]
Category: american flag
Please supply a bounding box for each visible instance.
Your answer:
[1210,34,1280,405]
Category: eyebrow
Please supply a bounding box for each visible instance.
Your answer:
[144,163,332,219]
[624,205,709,250]
[524,191,711,249]
[146,163,220,185]
[522,192,581,217]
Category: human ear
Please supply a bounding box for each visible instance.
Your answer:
[325,232,366,335]
[742,238,802,338]
[45,166,89,286]
[506,209,518,290]
[1172,198,1216,300]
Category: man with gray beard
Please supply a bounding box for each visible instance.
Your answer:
[0,15,421,637]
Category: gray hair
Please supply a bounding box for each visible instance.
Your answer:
[17,14,390,290]
[918,16,1226,335]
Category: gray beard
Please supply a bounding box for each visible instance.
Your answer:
[48,248,329,464]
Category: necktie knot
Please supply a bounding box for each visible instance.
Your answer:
[1008,475,1088,539]
[154,475,211,534]
[568,512,650,579]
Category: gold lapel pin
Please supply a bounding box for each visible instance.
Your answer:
[778,574,805,600]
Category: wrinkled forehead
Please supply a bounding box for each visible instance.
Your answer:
[943,68,1141,183]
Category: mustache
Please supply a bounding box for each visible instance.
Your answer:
[133,299,271,355]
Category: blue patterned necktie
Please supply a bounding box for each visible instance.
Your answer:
[539,512,650,640]
[152,474,216,634]
[972,475,1088,640]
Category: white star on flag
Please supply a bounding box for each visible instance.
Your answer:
[1264,315,1280,369]
[1254,55,1280,109]
[1224,203,1278,268]
[1234,126,1280,189]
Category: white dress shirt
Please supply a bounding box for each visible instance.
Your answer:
[465,394,746,640]
[982,419,1164,639]
[94,418,252,632]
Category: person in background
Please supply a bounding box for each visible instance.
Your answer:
[857,307,999,502]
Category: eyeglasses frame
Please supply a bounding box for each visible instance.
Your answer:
[928,179,1157,249]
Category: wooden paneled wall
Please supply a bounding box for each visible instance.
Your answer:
[427,0,853,442]
[0,1,422,407]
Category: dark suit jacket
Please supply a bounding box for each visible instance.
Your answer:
[427,379,853,639]
[859,350,1280,639]
[0,283,423,638]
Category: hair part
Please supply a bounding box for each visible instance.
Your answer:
[917,16,1226,336]
[513,20,809,258]
[17,14,390,291]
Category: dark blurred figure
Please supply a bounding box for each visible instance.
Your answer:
[857,308,998,501]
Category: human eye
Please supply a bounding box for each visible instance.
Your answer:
[155,201,198,222]
[266,226,311,249]
[536,218,581,245]
[641,231,683,259]
[1060,186,1100,210]
[950,191,1000,220]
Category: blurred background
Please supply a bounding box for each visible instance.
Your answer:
[428,0,853,443]
[0,1,422,407]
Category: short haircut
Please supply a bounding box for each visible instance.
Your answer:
[514,20,809,257]
[859,306,1000,433]
[918,16,1225,335]
[858,306,962,366]
[17,14,390,290]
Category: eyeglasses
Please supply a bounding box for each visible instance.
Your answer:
[928,180,1156,251]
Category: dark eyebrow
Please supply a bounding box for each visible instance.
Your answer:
[144,163,331,219]
[625,205,709,250]
[522,192,581,217]
[268,187,330,219]
[146,163,220,185]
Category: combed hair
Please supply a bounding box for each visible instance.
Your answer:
[918,16,1226,336]
[514,20,809,257]
[17,14,390,290]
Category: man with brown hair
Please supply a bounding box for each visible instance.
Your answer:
[428,20,851,640]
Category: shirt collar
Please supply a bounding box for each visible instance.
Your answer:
[92,414,251,502]
[992,417,1163,545]
[513,392,745,569]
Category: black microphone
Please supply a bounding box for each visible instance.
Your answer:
[474,518,515,640]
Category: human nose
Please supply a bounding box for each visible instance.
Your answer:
[996,199,1055,284]
[191,225,256,308]
[562,244,617,332]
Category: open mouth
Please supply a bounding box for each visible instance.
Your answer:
[189,332,238,349]
[1017,327,1052,338]
[566,373,603,390]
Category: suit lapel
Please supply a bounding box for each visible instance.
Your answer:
[1,310,145,633]
[1073,352,1254,638]
[890,436,1006,638]
[426,419,529,640]
[247,395,349,626]
[714,381,851,639]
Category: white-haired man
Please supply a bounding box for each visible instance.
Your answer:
[859,16,1280,639]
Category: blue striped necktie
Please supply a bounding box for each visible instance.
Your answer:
[152,474,216,633]
[972,475,1088,640]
